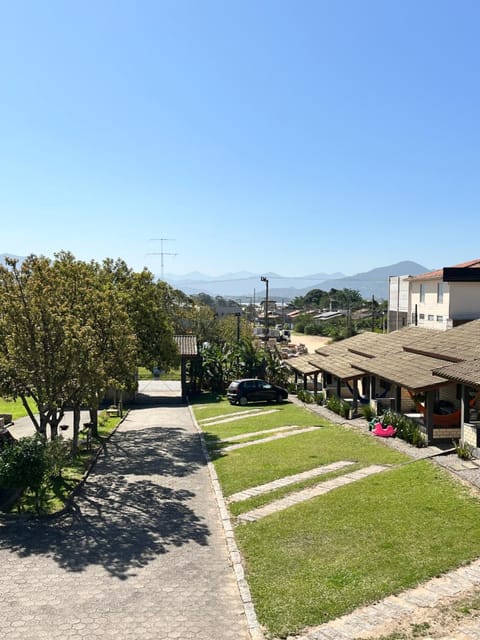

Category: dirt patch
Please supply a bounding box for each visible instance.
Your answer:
[288,333,331,354]
[356,586,480,639]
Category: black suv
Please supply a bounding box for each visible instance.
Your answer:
[227,378,288,406]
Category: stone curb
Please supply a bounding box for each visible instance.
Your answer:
[188,402,265,640]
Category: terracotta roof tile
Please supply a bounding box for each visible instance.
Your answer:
[409,258,480,281]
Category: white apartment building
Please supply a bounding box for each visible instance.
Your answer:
[388,259,480,332]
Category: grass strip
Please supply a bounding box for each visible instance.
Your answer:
[212,424,407,497]
[236,461,480,638]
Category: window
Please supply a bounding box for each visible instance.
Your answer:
[420,284,425,303]
[437,282,444,303]
[437,315,443,322]
[428,314,434,321]
[419,313,425,320]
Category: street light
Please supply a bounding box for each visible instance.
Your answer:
[234,312,241,343]
[260,276,269,342]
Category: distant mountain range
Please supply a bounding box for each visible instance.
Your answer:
[0,254,429,301]
[163,261,429,301]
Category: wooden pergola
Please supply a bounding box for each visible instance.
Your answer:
[173,335,200,400]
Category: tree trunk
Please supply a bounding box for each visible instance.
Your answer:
[39,413,48,438]
[21,395,41,433]
[49,408,64,441]
[71,406,81,457]
[89,407,98,438]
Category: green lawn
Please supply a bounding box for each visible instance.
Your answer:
[137,366,182,381]
[237,462,480,637]
[0,396,36,420]
[192,394,480,638]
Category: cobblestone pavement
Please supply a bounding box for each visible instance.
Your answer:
[0,384,250,640]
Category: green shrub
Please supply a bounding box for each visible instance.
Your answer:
[361,404,376,422]
[314,391,325,405]
[0,434,48,511]
[454,439,474,460]
[381,410,426,448]
[45,437,71,478]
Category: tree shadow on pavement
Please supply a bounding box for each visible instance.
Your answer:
[0,426,211,579]
[94,426,207,478]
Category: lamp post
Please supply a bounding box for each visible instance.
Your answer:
[234,312,241,343]
[260,276,269,342]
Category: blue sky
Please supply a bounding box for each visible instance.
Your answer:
[1,0,480,278]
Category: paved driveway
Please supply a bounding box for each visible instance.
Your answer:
[0,387,250,640]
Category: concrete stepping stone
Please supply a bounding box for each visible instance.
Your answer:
[201,409,280,426]
[227,460,355,503]
[221,426,321,452]
[287,557,480,640]
[237,465,389,523]
[198,408,268,423]
[219,424,319,443]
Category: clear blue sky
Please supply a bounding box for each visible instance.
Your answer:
[1,0,480,278]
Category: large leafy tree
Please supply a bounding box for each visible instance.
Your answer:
[0,254,138,442]
[99,259,178,371]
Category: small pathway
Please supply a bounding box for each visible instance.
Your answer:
[199,409,280,426]
[227,460,355,503]
[0,382,251,640]
[198,408,270,423]
[237,465,389,523]
[220,424,316,443]
[221,426,320,452]
[287,558,480,640]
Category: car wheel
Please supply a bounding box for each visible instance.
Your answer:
[239,396,248,406]
[275,393,282,403]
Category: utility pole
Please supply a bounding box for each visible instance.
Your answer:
[261,276,269,342]
[148,238,178,280]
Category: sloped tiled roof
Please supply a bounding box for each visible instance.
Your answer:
[432,359,480,387]
[309,350,372,380]
[353,350,452,391]
[409,258,480,281]
[173,335,198,356]
[404,319,480,362]
[287,355,323,375]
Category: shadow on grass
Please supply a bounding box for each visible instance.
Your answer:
[189,392,225,406]
[0,425,210,579]
[202,431,227,461]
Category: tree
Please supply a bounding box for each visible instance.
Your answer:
[99,259,178,372]
[0,254,138,443]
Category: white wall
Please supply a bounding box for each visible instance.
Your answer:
[449,283,480,320]
[409,280,450,330]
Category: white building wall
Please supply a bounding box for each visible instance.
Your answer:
[409,280,451,330]
[449,283,480,320]
[389,276,410,312]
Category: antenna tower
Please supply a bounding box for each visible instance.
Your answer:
[148,238,178,280]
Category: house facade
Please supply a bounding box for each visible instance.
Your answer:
[388,259,480,332]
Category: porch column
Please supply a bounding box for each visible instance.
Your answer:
[313,373,318,394]
[352,380,358,411]
[395,385,402,413]
[336,377,341,397]
[424,389,435,444]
